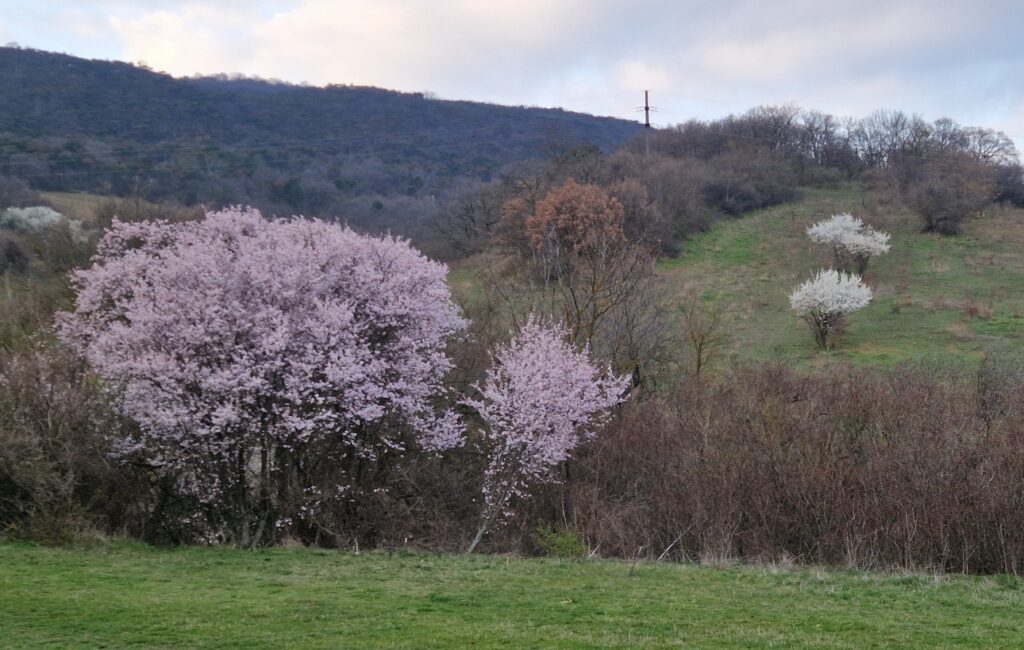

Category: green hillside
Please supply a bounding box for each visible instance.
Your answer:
[661,184,1024,366]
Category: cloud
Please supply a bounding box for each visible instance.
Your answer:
[108,0,606,91]
[109,5,257,75]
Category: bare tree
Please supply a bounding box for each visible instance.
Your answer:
[679,295,726,378]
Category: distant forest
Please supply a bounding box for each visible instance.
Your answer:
[0,46,641,233]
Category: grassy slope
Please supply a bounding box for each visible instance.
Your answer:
[2,543,1024,648]
[39,191,110,224]
[660,184,1024,367]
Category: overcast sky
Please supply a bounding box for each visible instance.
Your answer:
[4,0,1024,141]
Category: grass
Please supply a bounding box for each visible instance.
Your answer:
[2,542,1024,648]
[658,184,1024,367]
[39,191,111,224]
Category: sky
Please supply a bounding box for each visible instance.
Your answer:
[3,0,1024,141]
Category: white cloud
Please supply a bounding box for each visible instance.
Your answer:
[110,6,257,75]
[108,0,602,91]
[691,3,965,85]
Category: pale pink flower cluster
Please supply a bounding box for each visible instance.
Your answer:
[464,319,628,548]
[58,207,467,478]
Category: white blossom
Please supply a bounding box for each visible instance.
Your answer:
[790,269,872,349]
[0,206,86,241]
[807,212,890,273]
[806,212,864,245]
[840,229,891,258]
[790,269,872,316]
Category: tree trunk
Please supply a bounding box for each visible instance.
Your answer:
[467,521,489,553]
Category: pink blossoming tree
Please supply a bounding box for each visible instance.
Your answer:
[464,319,628,552]
[58,207,466,546]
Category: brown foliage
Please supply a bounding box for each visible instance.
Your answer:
[525,179,625,254]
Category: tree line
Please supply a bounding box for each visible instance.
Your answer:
[434,104,1021,263]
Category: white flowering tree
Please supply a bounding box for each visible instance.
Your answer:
[0,206,86,241]
[789,270,872,349]
[807,213,890,274]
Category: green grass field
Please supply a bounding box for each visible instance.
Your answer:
[2,542,1024,648]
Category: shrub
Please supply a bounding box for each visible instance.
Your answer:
[57,207,467,547]
[566,362,1024,574]
[0,344,125,542]
[464,319,628,552]
[807,213,890,274]
[0,176,41,210]
[0,206,84,242]
[703,148,799,215]
[789,270,872,349]
[525,179,625,254]
[0,236,28,275]
[908,153,994,235]
[533,524,587,558]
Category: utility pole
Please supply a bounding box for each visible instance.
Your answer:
[643,90,652,157]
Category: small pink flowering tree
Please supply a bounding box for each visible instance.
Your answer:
[464,319,628,552]
[58,207,466,546]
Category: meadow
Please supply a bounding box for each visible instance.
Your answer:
[659,184,1024,366]
[3,542,1024,648]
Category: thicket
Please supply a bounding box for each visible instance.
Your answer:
[565,360,1024,574]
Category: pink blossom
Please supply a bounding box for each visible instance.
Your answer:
[465,318,628,551]
[58,207,466,544]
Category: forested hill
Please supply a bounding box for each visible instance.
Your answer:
[0,46,641,228]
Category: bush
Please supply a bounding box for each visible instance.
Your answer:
[908,154,994,235]
[58,207,468,548]
[533,524,587,558]
[565,362,1024,574]
[992,163,1024,207]
[0,344,127,542]
[789,270,872,349]
[0,175,41,210]
[703,148,799,215]
[806,213,890,274]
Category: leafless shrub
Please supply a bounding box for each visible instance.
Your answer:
[0,343,129,542]
[679,294,725,377]
[565,362,1024,574]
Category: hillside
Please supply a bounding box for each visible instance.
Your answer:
[449,183,1024,368]
[662,184,1024,366]
[3,543,1023,648]
[0,47,641,230]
